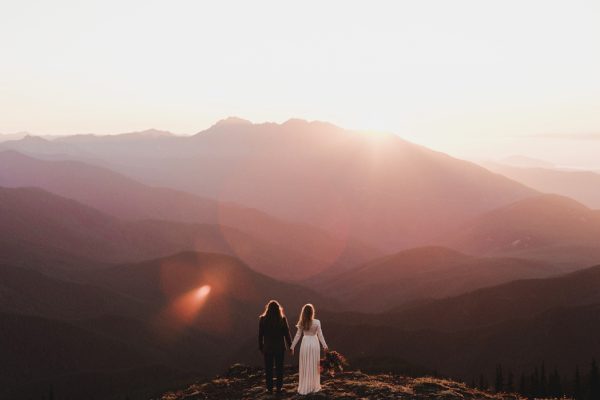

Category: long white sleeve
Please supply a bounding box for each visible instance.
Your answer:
[316,321,328,349]
[291,326,302,350]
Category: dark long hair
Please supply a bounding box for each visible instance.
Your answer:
[297,304,314,331]
[260,300,284,325]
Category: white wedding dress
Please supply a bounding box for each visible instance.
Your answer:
[291,319,328,395]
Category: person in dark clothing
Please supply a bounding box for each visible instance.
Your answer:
[259,300,292,394]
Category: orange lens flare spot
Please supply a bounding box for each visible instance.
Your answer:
[197,285,211,299]
[163,285,212,326]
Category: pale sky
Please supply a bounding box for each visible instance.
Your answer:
[1,1,600,166]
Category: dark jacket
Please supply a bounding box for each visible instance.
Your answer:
[259,315,292,354]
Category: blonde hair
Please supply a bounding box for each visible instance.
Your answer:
[297,304,314,331]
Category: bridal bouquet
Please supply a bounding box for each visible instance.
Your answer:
[321,350,349,377]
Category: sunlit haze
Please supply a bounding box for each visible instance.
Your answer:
[1,1,600,166]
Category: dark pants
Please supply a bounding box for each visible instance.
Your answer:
[264,351,284,391]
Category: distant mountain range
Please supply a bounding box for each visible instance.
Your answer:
[445,194,600,268]
[484,161,600,209]
[315,246,561,312]
[0,131,31,142]
[0,151,378,280]
[1,118,536,250]
[0,186,237,273]
[388,263,600,331]
[2,118,600,399]
[321,263,600,381]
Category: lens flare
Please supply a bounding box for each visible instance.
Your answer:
[161,284,212,327]
[197,285,211,299]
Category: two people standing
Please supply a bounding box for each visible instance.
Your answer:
[258,300,329,395]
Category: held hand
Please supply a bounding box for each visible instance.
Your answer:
[324,347,329,353]
[289,348,295,356]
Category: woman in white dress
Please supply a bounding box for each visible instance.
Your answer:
[290,304,328,395]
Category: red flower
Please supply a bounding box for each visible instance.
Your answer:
[320,351,349,377]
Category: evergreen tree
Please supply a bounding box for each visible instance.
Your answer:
[574,366,582,400]
[540,362,547,397]
[531,367,540,398]
[590,359,600,400]
[506,371,514,393]
[548,368,562,397]
[519,373,527,397]
[495,364,504,393]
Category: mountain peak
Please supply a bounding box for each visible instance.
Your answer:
[0,131,31,142]
[282,117,309,126]
[213,116,253,127]
[282,118,342,132]
[20,134,49,143]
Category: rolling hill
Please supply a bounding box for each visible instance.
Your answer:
[386,263,600,332]
[315,264,600,383]
[0,150,378,279]
[0,186,233,271]
[322,302,600,383]
[0,263,148,320]
[315,246,560,312]
[0,312,170,400]
[92,251,338,333]
[0,186,340,281]
[445,194,600,268]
